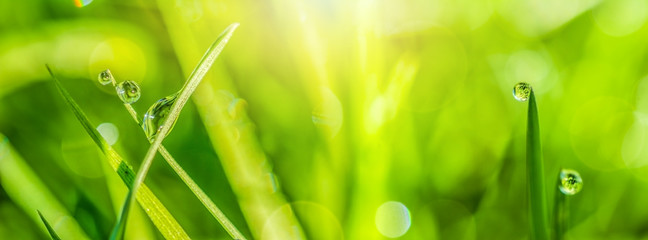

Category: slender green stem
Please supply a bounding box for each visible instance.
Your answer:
[111,23,239,238]
[47,66,189,239]
[527,90,550,240]
[121,103,245,239]
[553,169,566,240]
[37,210,62,240]
[0,133,89,239]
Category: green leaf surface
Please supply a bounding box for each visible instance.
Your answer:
[37,210,62,240]
[527,90,550,240]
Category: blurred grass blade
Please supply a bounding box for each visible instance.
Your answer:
[37,210,62,240]
[527,90,550,239]
[155,3,305,235]
[109,190,133,240]
[553,169,566,240]
[111,23,239,239]
[46,65,190,239]
[0,134,88,239]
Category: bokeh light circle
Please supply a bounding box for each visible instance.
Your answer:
[96,122,119,146]
[593,0,648,37]
[88,37,146,89]
[375,201,412,238]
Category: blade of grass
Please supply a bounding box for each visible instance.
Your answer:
[0,134,89,239]
[37,210,62,240]
[122,102,246,239]
[527,90,550,240]
[154,4,305,236]
[46,66,190,239]
[193,78,307,239]
[553,169,566,240]
[110,23,240,239]
[104,64,245,239]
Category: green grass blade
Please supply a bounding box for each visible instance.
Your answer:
[111,23,239,239]
[527,90,550,239]
[0,134,89,239]
[109,189,133,240]
[37,210,62,240]
[121,104,246,239]
[46,65,190,239]
[553,169,566,240]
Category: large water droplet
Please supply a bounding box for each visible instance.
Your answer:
[513,82,532,102]
[559,169,583,195]
[116,81,141,104]
[142,93,179,140]
[98,69,114,85]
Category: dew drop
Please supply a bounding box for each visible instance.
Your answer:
[116,81,141,104]
[142,93,179,140]
[559,169,583,195]
[98,69,114,85]
[513,82,532,102]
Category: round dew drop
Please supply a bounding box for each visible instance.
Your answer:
[142,93,179,140]
[116,81,141,104]
[559,169,583,195]
[513,82,532,102]
[98,69,115,86]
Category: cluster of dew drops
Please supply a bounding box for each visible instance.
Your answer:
[512,82,584,196]
[98,69,179,140]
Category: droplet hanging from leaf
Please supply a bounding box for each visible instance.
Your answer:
[98,69,115,86]
[116,80,141,104]
[513,82,532,102]
[141,93,179,140]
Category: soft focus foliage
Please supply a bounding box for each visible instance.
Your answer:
[2,0,648,239]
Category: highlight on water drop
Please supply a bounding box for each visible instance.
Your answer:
[142,93,179,140]
[116,80,141,104]
[74,0,93,7]
[98,69,114,86]
[559,169,583,195]
[513,82,532,102]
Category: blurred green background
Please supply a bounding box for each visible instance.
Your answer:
[2,0,648,239]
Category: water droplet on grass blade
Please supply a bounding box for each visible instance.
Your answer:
[513,82,532,102]
[116,81,141,104]
[142,93,179,140]
[98,69,114,85]
[559,169,583,195]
